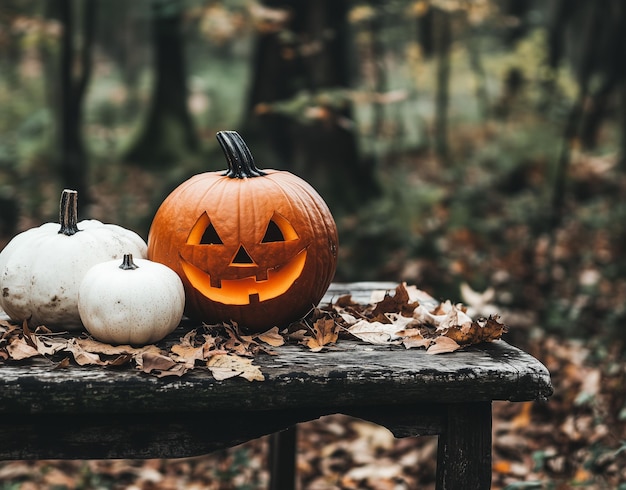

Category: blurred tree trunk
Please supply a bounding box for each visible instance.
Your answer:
[125,0,198,168]
[548,0,626,152]
[417,6,452,161]
[94,1,150,120]
[53,0,96,210]
[366,0,387,140]
[434,9,451,161]
[245,0,378,212]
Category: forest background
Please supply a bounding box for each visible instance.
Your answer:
[0,0,625,488]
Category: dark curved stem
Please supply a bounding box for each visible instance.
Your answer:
[216,131,266,179]
[119,254,139,270]
[58,189,81,236]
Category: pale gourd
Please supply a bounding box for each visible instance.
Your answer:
[0,189,147,330]
[78,254,185,346]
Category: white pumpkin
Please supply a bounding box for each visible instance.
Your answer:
[0,189,147,330]
[78,254,185,346]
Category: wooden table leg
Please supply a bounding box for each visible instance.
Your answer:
[436,401,492,490]
[268,425,297,490]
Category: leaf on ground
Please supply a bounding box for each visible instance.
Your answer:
[371,283,419,317]
[76,338,162,357]
[334,294,359,308]
[220,323,262,356]
[34,336,69,356]
[347,320,402,345]
[437,303,474,332]
[426,336,461,354]
[255,326,285,347]
[170,343,206,368]
[397,328,432,349]
[65,339,106,366]
[304,318,339,352]
[138,352,179,374]
[6,337,40,360]
[207,353,264,382]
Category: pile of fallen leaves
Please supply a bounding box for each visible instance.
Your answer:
[306,282,507,353]
[0,283,507,380]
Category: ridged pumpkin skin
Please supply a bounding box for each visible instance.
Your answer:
[78,254,185,346]
[147,131,338,332]
[0,190,148,330]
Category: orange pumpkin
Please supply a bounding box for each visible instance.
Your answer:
[147,131,338,332]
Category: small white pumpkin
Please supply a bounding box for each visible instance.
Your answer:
[78,254,185,346]
[0,189,147,330]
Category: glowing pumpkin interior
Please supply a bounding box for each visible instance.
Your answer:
[180,211,307,305]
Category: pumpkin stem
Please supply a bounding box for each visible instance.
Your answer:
[119,254,139,270]
[216,130,266,179]
[58,189,81,236]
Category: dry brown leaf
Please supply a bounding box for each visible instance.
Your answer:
[66,339,106,366]
[34,336,69,356]
[427,336,461,354]
[443,323,475,344]
[476,315,508,342]
[371,283,419,317]
[397,328,432,349]
[412,304,446,327]
[221,324,258,356]
[76,338,164,358]
[107,354,134,367]
[438,303,474,332]
[306,318,339,352]
[170,343,205,368]
[255,327,285,347]
[334,294,359,307]
[286,328,308,341]
[207,353,264,381]
[138,352,178,374]
[347,320,401,345]
[6,337,40,360]
[153,363,189,378]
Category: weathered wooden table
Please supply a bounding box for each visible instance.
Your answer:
[0,282,552,489]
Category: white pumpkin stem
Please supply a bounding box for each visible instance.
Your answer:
[58,189,81,236]
[119,254,139,270]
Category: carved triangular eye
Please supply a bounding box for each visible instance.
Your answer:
[261,213,298,243]
[262,220,285,243]
[187,212,224,245]
[201,223,223,245]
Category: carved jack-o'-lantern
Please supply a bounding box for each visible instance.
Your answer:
[147,131,338,332]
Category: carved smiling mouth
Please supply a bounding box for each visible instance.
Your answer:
[180,249,307,305]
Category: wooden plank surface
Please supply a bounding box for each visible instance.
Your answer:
[0,283,552,415]
[0,282,553,460]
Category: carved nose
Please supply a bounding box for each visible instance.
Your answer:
[231,245,256,266]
